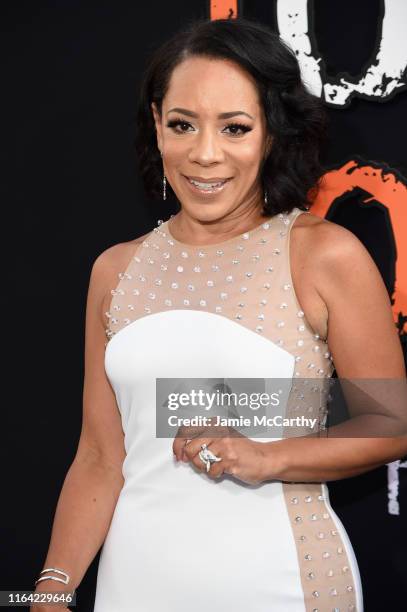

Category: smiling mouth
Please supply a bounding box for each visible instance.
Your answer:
[184,176,232,191]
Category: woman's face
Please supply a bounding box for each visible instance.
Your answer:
[151,56,272,223]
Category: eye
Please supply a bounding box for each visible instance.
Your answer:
[166,119,193,133]
[166,118,252,138]
[224,122,252,136]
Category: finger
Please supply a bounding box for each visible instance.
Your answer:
[173,437,193,461]
[190,442,223,474]
[173,424,210,460]
[182,437,214,463]
[180,421,221,460]
[207,461,225,479]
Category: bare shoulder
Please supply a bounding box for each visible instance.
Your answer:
[292,210,372,272]
[293,209,358,246]
[93,229,153,321]
[302,211,390,311]
[96,230,152,271]
[294,212,404,378]
[289,210,376,341]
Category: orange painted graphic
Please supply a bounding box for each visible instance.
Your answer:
[312,160,407,335]
[210,0,238,20]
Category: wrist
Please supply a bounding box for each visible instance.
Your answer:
[34,567,77,593]
[260,439,288,482]
[34,580,75,593]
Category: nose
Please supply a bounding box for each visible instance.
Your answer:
[187,127,225,165]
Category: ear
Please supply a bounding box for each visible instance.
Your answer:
[151,102,163,153]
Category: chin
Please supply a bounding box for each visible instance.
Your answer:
[183,203,234,222]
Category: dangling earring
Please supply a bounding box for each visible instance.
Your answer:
[264,190,268,205]
[160,150,166,201]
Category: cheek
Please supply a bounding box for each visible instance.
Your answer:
[231,146,264,178]
[237,139,264,163]
[163,142,187,168]
[227,133,264,163]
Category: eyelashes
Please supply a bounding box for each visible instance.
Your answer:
[166,118,252,137]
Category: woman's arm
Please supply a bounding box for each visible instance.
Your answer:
[32,246,129,607]
[33,454,124,598]
[262,221,407,483]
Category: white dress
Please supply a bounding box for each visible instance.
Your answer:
[94,208,363,611]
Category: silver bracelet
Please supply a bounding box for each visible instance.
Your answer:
[35,567,70,586]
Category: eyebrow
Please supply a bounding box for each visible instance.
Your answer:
[167,107,254,120]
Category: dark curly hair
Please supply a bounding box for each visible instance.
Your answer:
[134,16,328,217]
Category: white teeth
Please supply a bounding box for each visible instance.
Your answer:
[188,178,226,189]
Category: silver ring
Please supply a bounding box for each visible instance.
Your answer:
[198,443,222,473]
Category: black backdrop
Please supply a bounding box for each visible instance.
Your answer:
[2,1,406,611]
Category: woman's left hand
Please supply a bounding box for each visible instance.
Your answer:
[172,424,278,485]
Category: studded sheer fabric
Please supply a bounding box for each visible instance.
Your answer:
[94,208,363,611]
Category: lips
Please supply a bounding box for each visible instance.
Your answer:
[185,175,232,183]
[183,174,231,195]
[189,178,226,188]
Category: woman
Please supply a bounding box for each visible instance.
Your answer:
[32,17,407,612]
